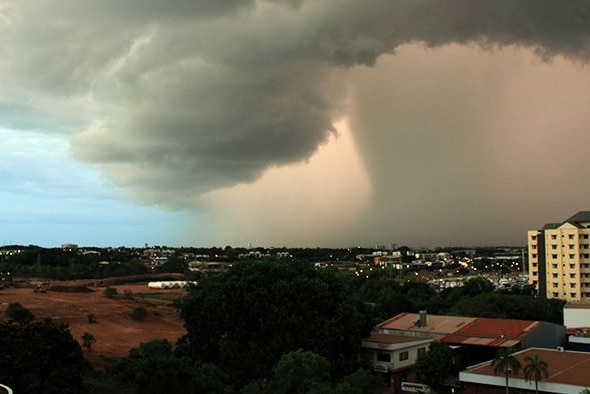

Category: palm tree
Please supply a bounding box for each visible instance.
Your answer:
[523,354,549,394]
[492,347,522,394]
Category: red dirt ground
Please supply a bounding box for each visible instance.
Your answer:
[0,282,187,368]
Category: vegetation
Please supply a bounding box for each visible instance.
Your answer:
[0,319,86,393]
[130,307,148,321]
[523,354,549,394]
[107,339,227,394]
[181,260,373,388]
[82,332,96,352]
[4,302,36,323]
[0,247,571,393]
[123,289,134,299]
[492,347,522,394]
[87,313,97,324]
[414,341,460,391]
[103,287,118,298]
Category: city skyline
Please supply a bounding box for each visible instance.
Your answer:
[2,1,590,248]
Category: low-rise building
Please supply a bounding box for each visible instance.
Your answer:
[460,347,590,393]
[361,332,433,391]
[377,311,565,366]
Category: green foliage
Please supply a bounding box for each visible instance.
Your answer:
[461,277,495,297]
[87,313,97,324]
[103,287,118,298]
[271,350,331,394]
[123,289,134,299]
[82,332,96,352]
[130,307,147,321]
[446,293,565,323]
[158,255,187,273]
[523,354,549,394]
[320,368,381,394]
[0,319,86,393]
[107,339,226,394]
[414,341,460,390]
[181,260,373,387]
[5,302,36,323]
[492,347,522,376]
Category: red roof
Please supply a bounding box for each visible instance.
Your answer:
[463,348,590,387]
[379,312,541,347]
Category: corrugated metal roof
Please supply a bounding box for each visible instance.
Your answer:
[379,313,540,347]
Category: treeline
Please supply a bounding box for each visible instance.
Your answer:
[354,272,564,324]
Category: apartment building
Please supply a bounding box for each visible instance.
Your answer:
[528,211,590,302]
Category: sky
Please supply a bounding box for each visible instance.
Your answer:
[2,0,590,248]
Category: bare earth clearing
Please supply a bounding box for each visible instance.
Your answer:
[0,281,187,368]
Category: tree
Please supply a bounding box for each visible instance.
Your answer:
[523,354,549,394]
[123,288,134,299]
[181,260,373,388]
[107,339,227,394]
[461,277,495,297]
[492,347,522,394]
[159,255,187,273]
[81,332,96,352]
[87,313,97,324]
[414,341,460,391]
[0,319,86,393]
[103,286,118,298]
[271,350,331,394]
[4,302,36,323]
[131,306,147,321]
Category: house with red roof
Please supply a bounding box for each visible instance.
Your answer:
[377,311,565,367]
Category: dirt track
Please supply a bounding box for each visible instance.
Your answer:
[0,283,187,368]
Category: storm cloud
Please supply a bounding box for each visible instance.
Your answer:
[2,0,590,245]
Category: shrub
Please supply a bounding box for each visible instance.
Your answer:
[81,332,96,352]
[131,307,147,321]
[103,287,118,298]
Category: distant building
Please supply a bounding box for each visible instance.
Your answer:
[61,243,78,251]
[528,211,590,302]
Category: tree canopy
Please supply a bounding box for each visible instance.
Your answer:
[0,319,86,394]
[181,260,373,387]
[414,341,460,390]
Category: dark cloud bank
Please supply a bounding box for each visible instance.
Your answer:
[2,0,590,245]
